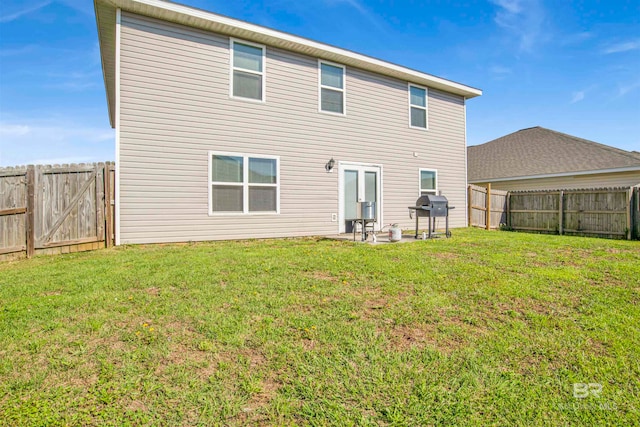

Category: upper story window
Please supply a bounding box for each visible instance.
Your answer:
[419,169,437,195]
[209,152,279,215]
[231,39,265,102]
[409,84,428,129]
[319,61,345,115]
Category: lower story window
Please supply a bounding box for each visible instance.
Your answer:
[420,169,437,195]
[210,152,279,214]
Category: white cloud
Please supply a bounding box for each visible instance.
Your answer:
[58,0,94,16]
[570,91,585,104]
[0,124,30,136]
[0,119,114,166]
[43,70,102,91]
[0,1,51,23]
[34,69,103,92]
[561,31,593,46]
[341,0,372,14]
[25,156,96,165]
[619,80,640,97]
[46,81,99,91]
[320,0,387,32]
[570,85,597,104]
[488,65,512,81]
[489,65,512,75]
[490,0,546,52]
[602,40,640,54]
[491,0,522,14]
[0,121,113,143]
[0,45,38,57]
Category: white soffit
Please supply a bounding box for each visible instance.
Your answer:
[100,0,482,98]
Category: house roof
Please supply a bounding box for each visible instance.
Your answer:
[467,127,640,183]
[95,0,482,128]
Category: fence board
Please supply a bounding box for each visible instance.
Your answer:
[490,190,507,229]
[96,165,105,245]
[26,166,35,257]
[0,162,115,259]
[105,164,114,248]
[0,208,27,216]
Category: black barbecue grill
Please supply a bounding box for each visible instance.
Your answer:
[408,194,454,238]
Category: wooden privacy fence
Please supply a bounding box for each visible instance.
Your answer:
[469,185,639,240]
[468,184,508,230]
[0,162,115,259]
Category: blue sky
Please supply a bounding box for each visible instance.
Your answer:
[0,0,638,166]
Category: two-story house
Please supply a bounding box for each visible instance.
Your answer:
[95,0,482,244]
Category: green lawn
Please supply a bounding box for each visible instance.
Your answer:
[0,228,638,426]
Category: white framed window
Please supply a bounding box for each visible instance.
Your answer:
[419,169,437,195]
[209,151,279,215]
[409,84,428,129]
[230,39,266,102]
[319,60,346,115]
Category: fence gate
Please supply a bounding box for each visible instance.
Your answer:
[0,162,115,259]
[34,164,105,250]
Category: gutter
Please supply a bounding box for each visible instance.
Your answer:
[469,165,640,184]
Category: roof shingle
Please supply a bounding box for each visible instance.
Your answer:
[467,127,640,182]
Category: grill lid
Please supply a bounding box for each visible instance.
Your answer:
[416,194,448,206]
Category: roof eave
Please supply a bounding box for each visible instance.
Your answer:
[469,165,640,183]
[95,0,118,128]
[95,0,482,123]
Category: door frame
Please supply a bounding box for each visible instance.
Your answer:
[337,161,384,233]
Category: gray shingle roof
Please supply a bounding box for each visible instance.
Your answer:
[467,127,640,182]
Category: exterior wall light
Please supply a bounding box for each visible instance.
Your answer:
[325,158,335,172]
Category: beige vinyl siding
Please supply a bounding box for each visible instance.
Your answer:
[118,12,467,243]
[479,171,640,192]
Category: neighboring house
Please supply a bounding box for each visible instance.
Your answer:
[95,0,482,245]
[468,127,640,191]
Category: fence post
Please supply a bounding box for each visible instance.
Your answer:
[95,163,104,248]
[558,191,564,235]
[626,188,632,240]
[636,187,640,240]
[25,165,35,258]
[486,183,491,230]
[506,192,511,229]
[467,185,472,227]
[104,163,113,247]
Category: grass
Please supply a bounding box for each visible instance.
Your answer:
[0,228,638,426]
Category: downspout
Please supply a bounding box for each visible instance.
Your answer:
[115,8,121,245]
